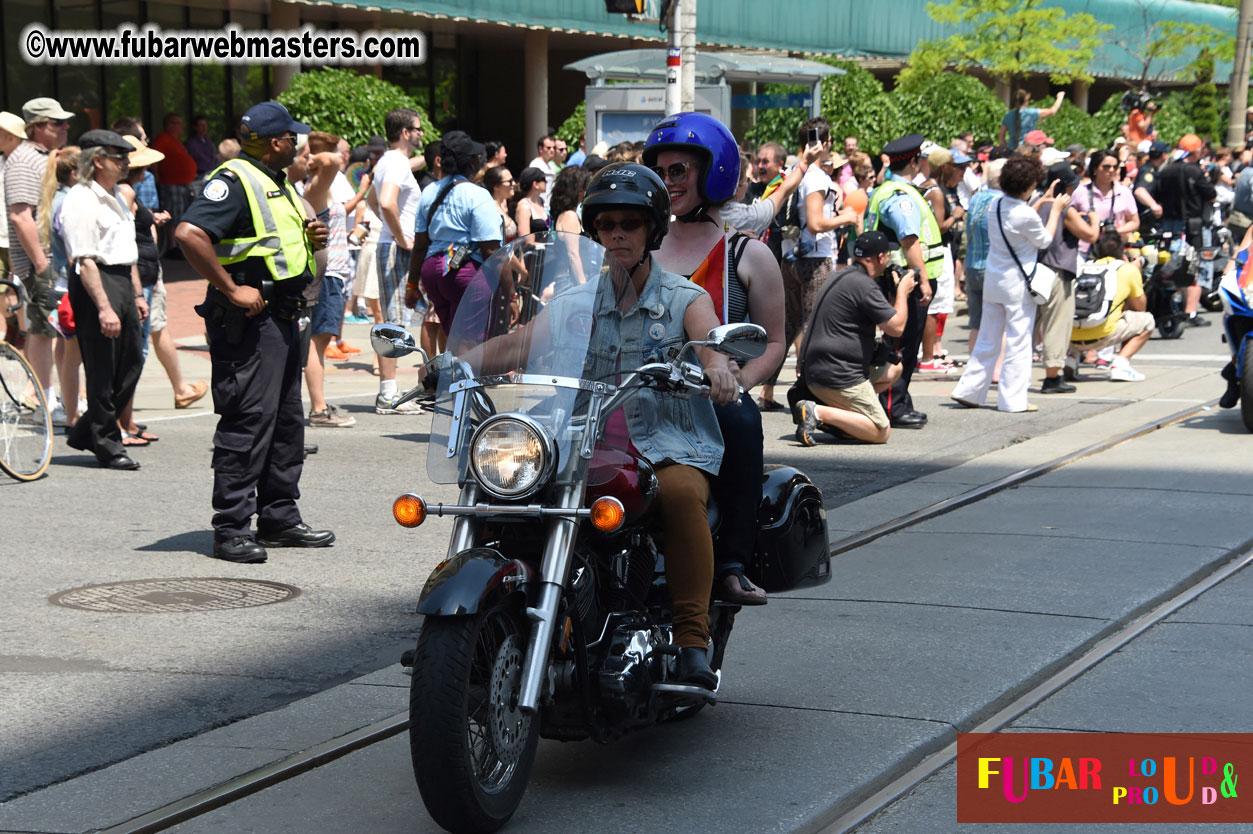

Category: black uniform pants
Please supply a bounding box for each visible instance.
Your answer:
[207,306,305,539]
[879,288,924,420]
[67,266,144,462]
[712,390,763,572]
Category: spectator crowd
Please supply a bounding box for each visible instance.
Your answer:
[0,86,1245,473]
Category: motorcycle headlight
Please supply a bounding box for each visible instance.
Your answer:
[469,415,556,500]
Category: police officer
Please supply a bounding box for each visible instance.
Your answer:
[865,134,941,429]
[175,102,333,564]
[1158,134,1218,326]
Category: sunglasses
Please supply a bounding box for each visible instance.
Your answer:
[592,216,646,234]
[651,162,693,183]
[102,152,129,161]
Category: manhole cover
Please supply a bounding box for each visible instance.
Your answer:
[49,578,301,613]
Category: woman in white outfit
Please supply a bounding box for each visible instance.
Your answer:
[951,156,1069,412]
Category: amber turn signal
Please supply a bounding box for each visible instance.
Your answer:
[393,493,427,528]
[590,496,625,532]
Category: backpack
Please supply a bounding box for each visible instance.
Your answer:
[1073,260,1120,328]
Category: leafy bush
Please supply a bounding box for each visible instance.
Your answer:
[1190,53,1222,142]
[1031,99,1107,150]
[556,101,586,148]
[890,73,1004,146]
[743,84,809,151]
[277,67,439,149]
[814,59,905,154]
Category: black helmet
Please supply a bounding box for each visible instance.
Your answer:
[580,162,671,251]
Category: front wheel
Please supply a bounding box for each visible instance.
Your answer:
[409,601,539,834]
[1240,368,1253,433]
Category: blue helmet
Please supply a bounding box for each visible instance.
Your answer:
[642,112,740,204]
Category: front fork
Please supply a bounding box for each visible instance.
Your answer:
[518,483,584,712]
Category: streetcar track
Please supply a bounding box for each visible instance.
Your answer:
[98,396,1227,834]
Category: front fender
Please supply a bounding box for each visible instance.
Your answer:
[417,547,535,616]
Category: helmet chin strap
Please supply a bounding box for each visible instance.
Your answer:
[675,203,716,224]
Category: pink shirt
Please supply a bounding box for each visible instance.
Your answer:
[1071,182,1136,255]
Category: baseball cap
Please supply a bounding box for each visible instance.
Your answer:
[238,101,310,139]
[1023,129,1053,146]
[1178,134,1203,153]
[1137,140,1152,154]
[366,136,387,154]
[1045,160,1080,192]
[951,149,972,165]
[1149,140,1170,156]
[439,130,486,174]
[22,97,73,122]
[0,112,27,140]
[78,129,133,153]
[852,230,900,258]
[1040,147,1070,166]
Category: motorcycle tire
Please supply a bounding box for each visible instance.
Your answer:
[1157,316,1185,340]
[1241,369,1253,433]
[409,600,539,834]
[1202,292,1225,314]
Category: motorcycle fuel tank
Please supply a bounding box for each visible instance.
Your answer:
[585,446,658,525]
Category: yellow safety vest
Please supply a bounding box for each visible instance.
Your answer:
[865,178,944,283]
[210,158,310,282]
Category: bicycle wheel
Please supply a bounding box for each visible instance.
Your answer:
[0,342,52,481]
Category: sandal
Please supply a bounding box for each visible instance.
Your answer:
[122,432,150,447]
[716,568,768,606]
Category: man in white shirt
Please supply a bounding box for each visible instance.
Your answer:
[527,134,558,209]
[61,129,149,470]
[795,118,858,326]
[372,107,425,414]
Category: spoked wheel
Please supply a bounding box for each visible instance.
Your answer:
[409,600,539,834]
[0,342,52,482]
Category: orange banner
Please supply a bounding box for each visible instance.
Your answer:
[957,733,1253,823]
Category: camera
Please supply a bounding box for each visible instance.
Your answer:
[871,338,901,367]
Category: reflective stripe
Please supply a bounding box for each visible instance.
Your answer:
[208,158,310,281]
[223,160,291,276]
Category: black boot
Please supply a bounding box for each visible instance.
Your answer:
[677,647,717,690]
[1220,362,1240,409]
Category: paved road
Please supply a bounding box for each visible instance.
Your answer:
[0,274,1242,833]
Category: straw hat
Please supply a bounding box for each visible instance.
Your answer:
[124,134,164,168]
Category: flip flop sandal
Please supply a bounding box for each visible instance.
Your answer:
[716,568,768,606]
[122,432,150,447]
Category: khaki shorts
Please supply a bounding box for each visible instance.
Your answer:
[147,279,168,332]
[1070,310,1155,352]
[810,379,890,430]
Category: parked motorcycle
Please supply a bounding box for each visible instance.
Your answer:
[372,232,831,833]
[1134,232,1191,339]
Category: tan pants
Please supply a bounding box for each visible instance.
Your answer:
[655,463,713,649]
[1037,275,1074,370]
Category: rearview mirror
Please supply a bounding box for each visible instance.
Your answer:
[370,324,419,358]
[705,323,767,362]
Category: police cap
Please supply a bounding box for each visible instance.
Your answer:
[239,101,310,140]
[882,134,925,163]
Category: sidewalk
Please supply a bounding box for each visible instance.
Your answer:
[0,369,1243,834]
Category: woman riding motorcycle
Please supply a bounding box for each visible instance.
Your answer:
[456,163,738,689]
[643,113,786,605]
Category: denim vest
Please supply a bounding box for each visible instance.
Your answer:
[553,259,724,474]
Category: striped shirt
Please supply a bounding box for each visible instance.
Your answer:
[5,141,51,279]
[317,202,351,280]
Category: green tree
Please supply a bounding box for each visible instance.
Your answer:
[277,67,439,148]
[898,0,1110,91]
[1190,51,1223,141]
[556,101,586,148]
[1120,18,1236,90]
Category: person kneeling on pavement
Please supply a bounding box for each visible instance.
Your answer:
[794,231,915,445]
[1066,232,1154,383]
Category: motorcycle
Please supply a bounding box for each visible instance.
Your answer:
[1218,246,1253,431]
[1133,232,1191,339]
[1201,225,1234,313]
[372,232,831,833]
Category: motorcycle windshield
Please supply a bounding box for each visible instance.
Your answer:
[427,231,638,486]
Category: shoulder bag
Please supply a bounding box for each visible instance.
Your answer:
[996,198,1056,305]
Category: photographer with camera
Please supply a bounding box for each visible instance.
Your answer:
[1072,150,1139,260]
[794,231,914,446]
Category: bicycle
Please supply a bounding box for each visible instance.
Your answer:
[0,278,53,481]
